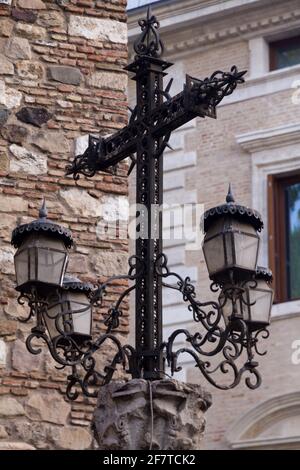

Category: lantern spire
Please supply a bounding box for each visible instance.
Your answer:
[226,183,235,204]
[39,198,48,220]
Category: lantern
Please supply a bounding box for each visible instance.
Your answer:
[11,200,73,294]
[43,275,94,346]
[220,267,273,332]
[202,185,263,284]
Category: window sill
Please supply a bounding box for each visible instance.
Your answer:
[220,63,300,106]
[272,299,300,320]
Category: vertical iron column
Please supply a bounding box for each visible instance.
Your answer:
[134,58,166,380]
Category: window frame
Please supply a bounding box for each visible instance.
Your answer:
[269,35,300,71]
[268,171,300,303]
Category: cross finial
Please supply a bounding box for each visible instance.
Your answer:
[226,183,235,204]
[39,198,48,219]
[133,6,164,58]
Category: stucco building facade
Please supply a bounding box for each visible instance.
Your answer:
[128,0,300,449]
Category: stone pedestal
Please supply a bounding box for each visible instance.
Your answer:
[92,379,212,450]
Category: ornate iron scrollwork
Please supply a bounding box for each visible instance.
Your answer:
[134,7,164,58]
[155,253,269,390]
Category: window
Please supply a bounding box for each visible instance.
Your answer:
[269,35,300,71]
[268,172,300,302]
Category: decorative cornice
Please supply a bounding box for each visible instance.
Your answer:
[128,0,269,33]
[236,123,300,152]
[165,10,300,56]
[128,2,300,59]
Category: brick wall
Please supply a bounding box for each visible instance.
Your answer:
[0,0,128,450]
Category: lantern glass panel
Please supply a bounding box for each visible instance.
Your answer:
[44,290,64,339]
[203,233,225,275]
[232,221,259,272]
[15,247,30,288]
[248,279,273,326]
[44,290,92,343]
[203,217,260,281]
[69,293,92,337]
[14,233,68,291]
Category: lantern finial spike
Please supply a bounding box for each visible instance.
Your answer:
[226,183,235,204]
[39,198,48,219]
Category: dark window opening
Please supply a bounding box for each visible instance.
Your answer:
[269,35,300,71]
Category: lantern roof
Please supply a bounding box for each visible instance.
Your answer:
[62,274,94,294]
[255,266,273,283]
[11,199,73,249]
[202,184,264,233]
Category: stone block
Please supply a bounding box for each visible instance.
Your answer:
[88,71,127,91]
[60,188,102,217]
[4,298,28,321]
[67,254,88,274]
[102,194,129,221]
[92,250,128,277]
[31,130,71,153]
[47,65,82,86]
[0,18,13,37]
[0,195,28,212]
[0,152,9,172]
[68,15,127,44]
[0,340,6,367]
[0,246,15,274]
[11,8,37,23]
[12,339,42,373]
[0,397,25,417]
[9,144,47,174]
[51,427,92,450]
[16,61,44,80]
[0,106,9,126]
[15,23,46,40]
[0,80,22,109]
[37,11,64,28]
[5,37,32,60]
[5,88,22,110]
[0,55,14,75]
[26,392,71,425]
[16,107,52,127]
[0,319,17,336]
[1,124,28,144]
[0,442,36,450]
[14,421,52,449]
[18,0,46,9]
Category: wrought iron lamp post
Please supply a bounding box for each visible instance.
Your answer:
[11,8,273,400]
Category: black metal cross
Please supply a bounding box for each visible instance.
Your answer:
[66,7,246,380]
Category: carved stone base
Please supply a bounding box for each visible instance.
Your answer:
[92,379,212,450]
